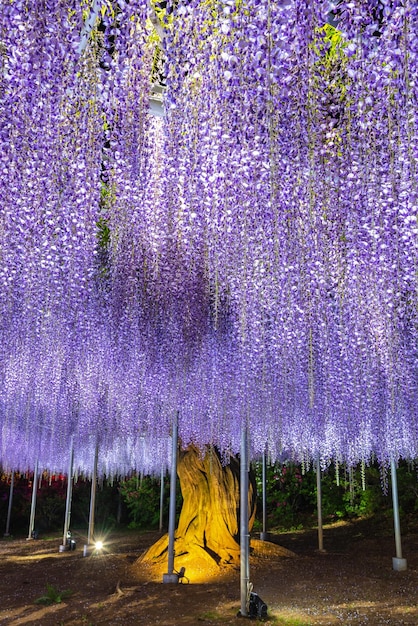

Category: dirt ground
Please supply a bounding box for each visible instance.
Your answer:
[0,516,417,626]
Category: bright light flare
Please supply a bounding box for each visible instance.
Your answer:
[95,540,104,551]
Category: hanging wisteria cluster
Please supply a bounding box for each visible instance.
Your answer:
[0,0,417,477]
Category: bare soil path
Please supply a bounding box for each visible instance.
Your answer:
[0,516,417,625]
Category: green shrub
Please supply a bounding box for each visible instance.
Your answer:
[119,474,182,530]
[254,460,402,531]
[34,583,72,605]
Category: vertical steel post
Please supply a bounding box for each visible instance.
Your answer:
[159,466,165,533]
[5,472,15,536]
[163,414,179,583]
[260,451,268,541]
[316,457,324,552]
[62,436,74,549]
[27,460,39,540]
[391,459,407,570]
[77,0,101,55]
[87,443,99,545]
[240,426,250,617]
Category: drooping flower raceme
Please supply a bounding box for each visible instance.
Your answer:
[0,0,417,477]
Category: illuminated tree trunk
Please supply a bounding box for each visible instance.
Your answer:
[139,445,256,576]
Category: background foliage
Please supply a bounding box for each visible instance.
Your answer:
[253,460,418,531]
[0,473,127,535]
[1,461,416,536]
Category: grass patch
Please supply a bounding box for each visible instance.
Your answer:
[274,617,312,626]
[197,610,231,622]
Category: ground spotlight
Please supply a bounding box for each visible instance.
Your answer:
[83,538,105,557]
[59,530,76,552]
[162,566,188,584]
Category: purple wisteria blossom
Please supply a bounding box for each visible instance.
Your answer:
[0,0,417,476]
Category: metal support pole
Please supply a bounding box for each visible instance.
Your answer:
[27,461,39,540]
[4,472,15,536]
[61,436,74,551]
[391,459,407,570]
[260,451,268,541]
[87,443,99,545]
[77,0,101,55]
[240,426,250,617]
[76,0,166,118]
[159,466,165,533]
[163,414,179,583]
[87,444,99,545]
[316,457,324,552]
[83,443,98,556]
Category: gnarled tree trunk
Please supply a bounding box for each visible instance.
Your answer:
[138,445,256,580]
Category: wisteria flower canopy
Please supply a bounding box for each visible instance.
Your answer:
[0,0,417,477]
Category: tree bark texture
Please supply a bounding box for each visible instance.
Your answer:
[139,445,256,576]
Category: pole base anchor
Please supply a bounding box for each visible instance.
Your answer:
[163,573,179,584]
[392,557,407,571]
